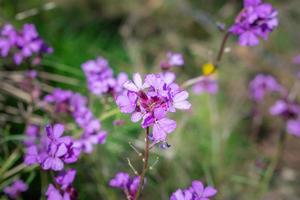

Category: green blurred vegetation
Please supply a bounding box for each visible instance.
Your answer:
[1,0,300,200]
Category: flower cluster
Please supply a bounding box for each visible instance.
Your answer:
[24,124,80,171]
[46,169,78,200]
[170,180,217,200]
[0,23,52,65]
[229,0,278,46]
[109,172,141,200]
[249,74,282,102]
[44,89,107,153]
[192,76,218,95]
[4,180,28,199]
[116,73,191,143]
[270,99,300,137]
[82,57,128,97]
[249,74,300,137]
[160,52,184,70]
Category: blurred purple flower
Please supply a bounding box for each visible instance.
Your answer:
[160,52,184,70]
[81,57,128,97]
[55,169,77,190]
[287,119,300,137]
[293,55,300,64]
[4,180,28,199]
[24,124,40,146]
[269,99,300,119]
[116,73,190,143]
[192,76,218,95]
[46,169,77,200]
[0,23,52,65]
[44,89,107,154]
[249,74,282,102]
[170,180,217,200]
[109,172,142,200]
[229,0,278,46]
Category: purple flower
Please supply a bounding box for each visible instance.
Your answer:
[229,0,278,46]
[44,89,107,154]
[74,131,107,154]
[116,73,191,143]
[24,124,40,146]
[170,180,217,200]
[109,172,141,200]
[160,52,184,70]
[191,181,217,200]
[170,189,193,200]
[46,169,78,200]
[269,99,300,119]
[55,169,77,190]
[293,54,300,64]
[0,23,52,65]
[4,180,28,199]
[82,57,114,95]
[41,124,80,171]
[249,74,282,102]
[192,76,218,95]
[287,119,300,137]
[24,145,40,165]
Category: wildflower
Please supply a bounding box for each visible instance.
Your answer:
[81,57,128,97]
[74,131,107,154]
[109,172,141,200]
[286,119,300,137]
[116,73,191,143]
[41,124,80,171]
[4,180,28,199]
[249,74,282,102]
[293,54,300,64]
[24,124,40,146]
[269,99,300,119]
[55,169,77,190]
[46,170,78,200]
[160,52,184,70]
[82,57,115,95]
[170,180,217,200]
[192,76,218,95]
[229,0,278,46]
[202,63,215,76]
[44,89,107,153]
[0,23,52,65]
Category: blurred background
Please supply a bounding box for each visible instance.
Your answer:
[1,0,300,199]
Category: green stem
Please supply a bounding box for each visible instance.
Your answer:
[260,130,287,194]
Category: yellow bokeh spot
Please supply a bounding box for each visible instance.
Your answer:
[202,63,215,76]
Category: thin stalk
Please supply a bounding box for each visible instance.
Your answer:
[260,130,287,194]
[181,31,230,89]
[215,32,230,65]
[134,127,150,200]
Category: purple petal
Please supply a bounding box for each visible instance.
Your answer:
[202,186,217,197]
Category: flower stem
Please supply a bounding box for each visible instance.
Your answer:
[181,31,230,89]
[134,127,150,200]
[260,130,287,194]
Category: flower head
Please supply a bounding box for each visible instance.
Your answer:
[160,52,184,70]
[229,0,278,46]
[109,172,142,200]
[170,180,217,200]
[0,23,52,65]
[192,76,218,95]
[249,74,282,102]
[4,180,28,199]
[116,73,191,143]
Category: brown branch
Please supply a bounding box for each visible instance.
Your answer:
[134,127,150,200]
